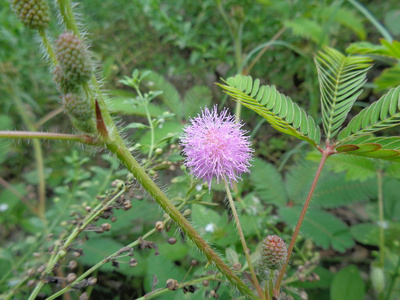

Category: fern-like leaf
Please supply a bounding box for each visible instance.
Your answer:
[315,47,372,140]
[346,40,400,60]
[338,86,400,141]
[218,75,321,147]
[336,135,400,162]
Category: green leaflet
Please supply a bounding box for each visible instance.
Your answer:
[218,74,321,147]
[315,46,372,140]
[346,39,400,60]
[336,135,400,162]
[338,86,400,141]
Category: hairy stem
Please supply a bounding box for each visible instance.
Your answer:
[377,169,385,268]
[38,29,57,65]
[0,130,96,144]
[274,149,331,296]
[224,179,264,299]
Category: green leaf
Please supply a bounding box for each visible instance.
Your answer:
[183,85,212,119]
[318,6,366,40]
[374,64,400,92]
[323,154,377,181]
[285,160,317,205]
[279,207,355,252]
[346,40,400,60]
[312,173,376,208]
[142,70,183,119]
[336,135,400,162]
[315,46,372,140]
[250,158,288,205]
[338,86,400,141]
[218,75,321,146]
[350,223,379,246]
[331,265,366,300]
[284,18,327,44]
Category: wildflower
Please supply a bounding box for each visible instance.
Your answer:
[180,106,253,189]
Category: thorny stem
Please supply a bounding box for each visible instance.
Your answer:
[274,147,332,297]
[224,179,264,299]
[377,169,385,268]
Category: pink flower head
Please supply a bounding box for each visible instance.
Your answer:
[180,106,253,189]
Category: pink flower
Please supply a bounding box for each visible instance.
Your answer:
[180,106,253,189]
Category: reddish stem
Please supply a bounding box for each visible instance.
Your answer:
[274,146,333,297]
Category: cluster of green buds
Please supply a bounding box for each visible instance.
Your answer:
[10,0,50,30]
[53,32,95,133]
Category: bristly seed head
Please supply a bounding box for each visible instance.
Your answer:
[260,235,287,271]
[10,0,50,30]
[180,106,253,189]
[55,32,92,85]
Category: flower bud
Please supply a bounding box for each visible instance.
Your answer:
[62,93,92,122]
[259,235,287,271]
[10,0,50,30]
[53,65,79,94]
[371,266,385,293]
[55,32,92,84]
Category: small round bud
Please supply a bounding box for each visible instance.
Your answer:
[233,262,242,271]
[129,258,138,267]
[191,260,198,266]
[68,260,78,270]
[101,223,111,231]
[166,279,178,290]
[10,0,50,29]
[202,280,209,287]
[79,292,88,300]
[259,235,287,271]
[183,209,191,217]
[87,277,97,286]
[37,264,46,274]
[26,268,36,277]
[67,273,77,283]
[123,201,132,211]
[55,32,92,84]
[73,251,82,258]
[155,221,164,232]
[371,267,385,293]
[27,279,36,287]
[53,65,79,94]
[85,206,91,212]
[155,148,163,156]
[111,216,117,222]
[167,237,177,245]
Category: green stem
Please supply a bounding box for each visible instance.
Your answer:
[57,0,80,36]
[274,148,331,296]
[377,169,385,268]
[46,227,157,300]
[385,255,400,300]
[135,274,221,300]
[11,90,47,221]
[0,130,96,144]
[223,180,264,299]
[38,29,57,65]
[268,271,274,300]
[28,186,127,300]
[347,0,393,42]
[144,102,155,159]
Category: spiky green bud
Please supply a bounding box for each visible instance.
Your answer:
[55,32,92,84]
[10,0,50,30]
[260,235,287,271]
[62,93,92,122]
[53,65,79,94]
